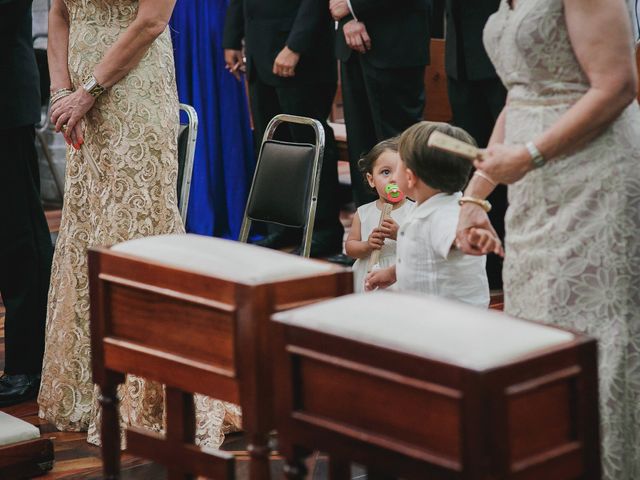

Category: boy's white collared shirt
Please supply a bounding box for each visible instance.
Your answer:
[395,192,490,307]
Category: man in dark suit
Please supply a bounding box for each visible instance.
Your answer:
[445,0,506,289]
[222,0,344,257]
[0,0,53,405]
[330,0,432,206]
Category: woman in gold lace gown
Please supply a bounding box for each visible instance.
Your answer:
[39,0,240,447]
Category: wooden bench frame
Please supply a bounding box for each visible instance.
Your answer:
[0,437,54,479]
[272,320,601,479]
[88,246,351,480]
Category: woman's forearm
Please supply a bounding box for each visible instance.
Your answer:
[465,108,505,200]
[48,0,71,91]
[463,174,495,200]
[93,0,177,88]
[487,107,506,147]
[533,84,636,161]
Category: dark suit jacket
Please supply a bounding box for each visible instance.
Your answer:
[445,0,500,81]
[335,0,432,68]
[222,0,336,86]
[0,0,40,129]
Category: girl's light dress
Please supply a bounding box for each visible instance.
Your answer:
[351,200,414,293]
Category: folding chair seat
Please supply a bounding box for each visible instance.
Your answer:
[239,114,325,257]
[271,292,600,480]
[89,233,351,480]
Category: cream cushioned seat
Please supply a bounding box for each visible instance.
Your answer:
[0,411,40,446]
[271,291,575,371]
[111,233,335,284]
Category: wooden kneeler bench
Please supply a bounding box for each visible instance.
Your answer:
[272,292,601,480]
[0,411,54,478]
[89,234,351,480]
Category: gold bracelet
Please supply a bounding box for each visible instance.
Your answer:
[473,170,497,187]
[459,196,492,213]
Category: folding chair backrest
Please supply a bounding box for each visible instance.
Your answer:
[239,114,324,257]
[177,123,189,201]
[246,140,316,228]
[177,104,198,226]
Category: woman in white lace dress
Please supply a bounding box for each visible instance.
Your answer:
[455,0,640,478]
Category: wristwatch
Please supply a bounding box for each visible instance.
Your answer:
[83,75,106,98]
[525,141,546,169]
[459,196,492,213]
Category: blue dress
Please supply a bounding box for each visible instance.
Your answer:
[170,0,255,239]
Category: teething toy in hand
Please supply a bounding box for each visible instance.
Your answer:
[367,183,405,273]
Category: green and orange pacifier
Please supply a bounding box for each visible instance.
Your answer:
[384,183,404,203]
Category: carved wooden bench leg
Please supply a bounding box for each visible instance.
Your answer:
[99,382,121,480]
[166,387,196,480]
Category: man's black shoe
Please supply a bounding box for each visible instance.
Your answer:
[324,253,356,266]
[253,231,300,250]
[0,374,41,407]
[293,231,344,258]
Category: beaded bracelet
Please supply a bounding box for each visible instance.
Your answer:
[49,88,73,107]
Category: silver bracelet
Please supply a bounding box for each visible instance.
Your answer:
[49,88,73,107]
[525,141,546,169]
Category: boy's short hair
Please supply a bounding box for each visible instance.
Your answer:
[399,122,476,194]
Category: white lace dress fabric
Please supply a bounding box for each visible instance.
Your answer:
[484,1,640,478]
[37,0,241,449]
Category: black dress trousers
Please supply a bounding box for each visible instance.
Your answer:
[341,54,426,206]
[0,125,53,375]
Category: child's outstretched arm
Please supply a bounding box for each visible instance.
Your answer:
[365,265,396,291]
[346,211,385,259]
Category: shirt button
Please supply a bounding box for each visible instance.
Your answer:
[397,258,402,263]
[400,231,405,236]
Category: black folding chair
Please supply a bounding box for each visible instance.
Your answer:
[238,114,325,258]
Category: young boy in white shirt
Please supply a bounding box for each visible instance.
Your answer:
[365,122,500,307]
